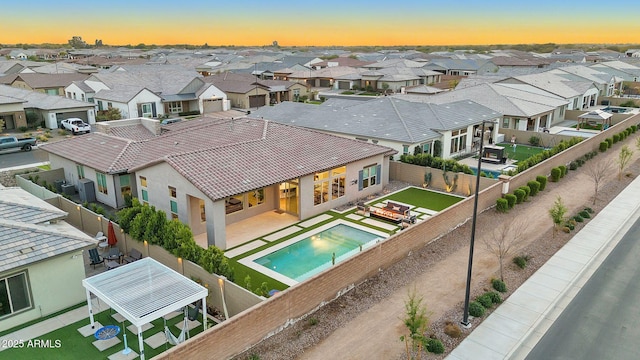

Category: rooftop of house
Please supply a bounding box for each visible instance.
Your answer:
[40,117,396,200]
[0,72,89,88]
[0,186,97,273]
[0,84,95,110]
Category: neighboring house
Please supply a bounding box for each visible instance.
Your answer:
[549,65,624,97]
[94,87,164,119]
[0,85,96,129]
[40,117,396,250]
[204,72,271,109]
[311,56,374,69]
[0,185,97,332]
[252,97,502,159]
[423,59,497,76]
[0,94,27,130]
[405,82,568,132]
[0,73,89,96]
[589,60,640,82]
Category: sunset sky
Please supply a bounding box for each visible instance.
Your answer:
[2,1,639,46]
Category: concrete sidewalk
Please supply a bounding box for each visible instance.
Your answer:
[447,175,640,360]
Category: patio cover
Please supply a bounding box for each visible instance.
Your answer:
[82,257,208,359]
[578,109,613,129]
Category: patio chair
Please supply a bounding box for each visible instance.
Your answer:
[123,248,143,264]
[106,247,123,263]
[188,300,202,321]
[88,248,105,269]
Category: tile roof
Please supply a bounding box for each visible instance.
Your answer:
[0,84,96,110]
[41,118,396,199]
[0,187,97,273]
[0,73,89,88]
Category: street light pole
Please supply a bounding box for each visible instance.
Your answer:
[461,120,488,327]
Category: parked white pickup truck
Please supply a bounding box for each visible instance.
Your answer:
[60,118,91,134]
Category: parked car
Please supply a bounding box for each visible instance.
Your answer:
[0,136,37,152]
[161,118,182,125]
[60,118,91,134]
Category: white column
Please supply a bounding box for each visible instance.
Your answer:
[202,296,207,331]
[86,289,95,329]
[138,328,145,360]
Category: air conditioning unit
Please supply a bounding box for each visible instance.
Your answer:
[54,179,66,193]
[61,184,75,196]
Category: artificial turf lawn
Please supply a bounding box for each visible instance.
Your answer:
[496,142,545,162]
[0,308,206,360]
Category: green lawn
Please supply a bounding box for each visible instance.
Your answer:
[227,187,464,291]
[496,142,546,162]
[0,308,208,360]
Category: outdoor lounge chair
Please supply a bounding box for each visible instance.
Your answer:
[88,248,105,269]
[123,248,143,263]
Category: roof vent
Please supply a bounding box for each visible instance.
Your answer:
[20,246,35,254]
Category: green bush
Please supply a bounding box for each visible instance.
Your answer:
[425,338,445,354]
[536,175,547,191]
[584,207,594,213]
[492,278,507,293]
[568,161,578,170]
[573,215,584,222]
[527,180,540,196]
[559,165,567,177]
[599,141,608,152]
[486,291,502,304]
[476,294,493,308]
[613,134,620,143]
[496,198,509,213]
[579,210,591,219]
[565,222,575,231]
[606,138,613,148]
[469,301,486,317]
[550,167,561,182]
[505,194,517,208]
[513,189,525,204]
[529,136,541,147]
[519,186,530,202]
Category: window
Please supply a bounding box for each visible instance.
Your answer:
[403,145,409,155]
[45,89,58,95]
[81,94,85,101]
[313,171,330,205]
[331,166,346,200]
[107,102,113,109]
[96,172,108,195]
[199,199,206,222]
[141,189,148,203]
[97,100,104,111]
[225,195,244,214]
[76,164,85,180]
[168,102,182,113]
[449,128,467,155]
[248,188,264,207]
[560,105,565,117]
[141,103,153,117]
[66,92,71,98]
[119,174,131,197]
[0,272,32,318]
[359,164,379,190]
[422,143,431,154]
[168,186,176,198]
[502,118,510,129]
[139,176,147,187]
[170,200,178,219]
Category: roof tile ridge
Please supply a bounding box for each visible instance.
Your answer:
[425,102,447,131]
[107,138,137,174]
[388,98,415,143]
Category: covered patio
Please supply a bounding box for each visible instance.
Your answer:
[82,258,208,360]
[577,109,613,130]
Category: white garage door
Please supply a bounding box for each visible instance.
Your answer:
[203,99,223,113]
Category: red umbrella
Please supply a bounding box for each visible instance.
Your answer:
[107,221,117,247]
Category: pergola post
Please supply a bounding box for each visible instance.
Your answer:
[202,296,207,331]
[86,289,95,329]
[137,327,145,360]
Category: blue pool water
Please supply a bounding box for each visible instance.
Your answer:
[469,167,502,178]
[254,224,382,282]
[556,130,596,138]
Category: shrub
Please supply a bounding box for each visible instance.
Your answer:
[562,226,571,233]
[513,255,528,269]
[606,138,613,148]
[565,222,575,231]
[19,126,29,132]
[573,215,584,222]
[504,194,517,208]
[550,167,561,182]
[444,322,462,338]
[492,278,507,293]
[584,207,594,213]
[308,317,319,326]
[514,189,525,204]
[468,301,486,317]
[559,165,567,177]
[496,198,509,213]
[476,294,493,308]
[425,338,445,354]
[613,134,620,143]
[599,141,608,152]
[519,186,530,202]
[536,175,547,191]
[486,291,502,304]
[527,180,540,196]
[529,136,541,147]
[579,210,591,219]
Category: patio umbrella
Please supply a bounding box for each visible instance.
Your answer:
[107,221,117,247]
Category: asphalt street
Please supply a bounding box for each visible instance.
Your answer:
[0,147,47,169]
[526,216,640,360]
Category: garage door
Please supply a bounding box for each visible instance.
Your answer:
[249,95,266,108]
[319,79,331,87]
[203,99,223,113]
[338,81,350,90]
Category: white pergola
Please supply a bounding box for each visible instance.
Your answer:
[82,257,208,360]
[578,109,613,129]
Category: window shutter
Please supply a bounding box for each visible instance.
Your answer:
[151,102,157,117]
[376,165,382,185]
[137,104,142,116]
[358,170,363,191]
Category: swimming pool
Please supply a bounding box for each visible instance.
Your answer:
[470,167,502,178]
[239,220,388,286]
[603,106,628,113]
[556,130,596,138]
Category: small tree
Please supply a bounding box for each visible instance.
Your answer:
[617,145,634,180]
[549,196,567,238]
[483,220,529,280]
[400,287,430,360]
[584,159,614,204]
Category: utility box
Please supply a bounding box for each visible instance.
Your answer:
[61,183,75,196]
[54,179,65,193]
[78,178,96,203]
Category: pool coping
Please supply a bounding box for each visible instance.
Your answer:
[238,219,390,286]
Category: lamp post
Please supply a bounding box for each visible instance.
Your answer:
[461,120,491,327]
[218,277,229,320]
